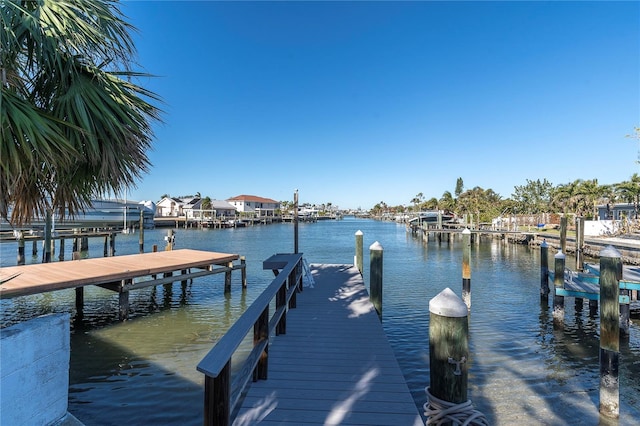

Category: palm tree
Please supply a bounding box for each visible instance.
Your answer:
[1,0,162,226]
[616,173,640,219]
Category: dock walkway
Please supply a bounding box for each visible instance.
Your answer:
[233,263,423,425]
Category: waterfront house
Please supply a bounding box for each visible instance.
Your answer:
[185,199,237,222]
[155,197,185,217]
[227,195,280,218]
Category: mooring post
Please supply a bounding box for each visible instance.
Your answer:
[73,251,84,317]
[224,261,233,293]
[109,233,116,257]
[139,209,145,253]
[599,245,621,419]
[32,238,37,257]
[43,210,52,263]
[119,280,131,321]
[575,217,585,271]
[369,241,383,320]
[462,228,471,310]
[241,256,247,288]
[553,250,566,324]
[16,231,25,265]
[165,229,174,251]
[560,216,567,254]
[428,288,469,407]
[58,237,65,261]
[355,230,363,274]
[540,240,549,300]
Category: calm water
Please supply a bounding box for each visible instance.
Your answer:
[1,218,639,425]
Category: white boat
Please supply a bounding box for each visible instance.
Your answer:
[408,211,456,225]
[1,199,156,231]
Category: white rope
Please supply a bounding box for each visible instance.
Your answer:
[424,386,489,426]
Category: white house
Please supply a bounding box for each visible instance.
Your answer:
[155,197,183,217]
[227,195,280,217]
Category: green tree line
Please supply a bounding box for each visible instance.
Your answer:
[371,174,640,223]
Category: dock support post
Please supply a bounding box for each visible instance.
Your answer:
[43,210,52,263]
[369,241,383,321]
[540,240,549,300]
[241,256,247,288]
[58,237,65,261]
[599,246,621,419]
[427,288,470,419]
[73,252,84,317]
[17,231,25,265]
[204,361,231,426]
[254,307,269,380]
[32,239,37,257]
[575,217,585,271]
[224,261,233,293]
[553,250,566,324]
[119,280,130,321]
[109,233,116,257]
[139,210,145,253]
[560,216,567,254]
[355,230,363,274]
[461,228,471,310]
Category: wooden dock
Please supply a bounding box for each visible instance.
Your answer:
[232,263,423,425]
[0,249,244,320]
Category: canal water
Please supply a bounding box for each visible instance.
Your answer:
[1,217,639,425]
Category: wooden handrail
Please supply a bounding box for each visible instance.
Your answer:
[197,252,304,426]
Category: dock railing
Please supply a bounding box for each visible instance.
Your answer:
[196,253,304,426]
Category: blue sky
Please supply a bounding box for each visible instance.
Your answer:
[122,1,639,210]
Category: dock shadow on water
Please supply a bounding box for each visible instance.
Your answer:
[2,220,640,425]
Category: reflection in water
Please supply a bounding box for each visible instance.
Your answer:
[1,220,639,425]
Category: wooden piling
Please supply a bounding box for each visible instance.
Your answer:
[559,216,567,253]
[118,280,131,321]
[241,256,247,288]
[553,250,566,323]
[355,230,363,274]
[575,216,585,271]
[58,237,65,261]
[599,246,621,419]
[428,287,469,405]
[43,210,52,263]
[540,240,549,300]
[109,233,116,256]
[369,241,383,320]
[165,229,174,251]
[73,252,83,317]
[461,228,471,310]
[224,261,233,293]
[139,210,145,253]
[17,231,25,265]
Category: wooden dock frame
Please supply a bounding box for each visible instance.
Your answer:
[0,249,246,321]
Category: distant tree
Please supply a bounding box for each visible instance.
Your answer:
[616,173,640,219]
[455,178,464,198]
[411,193,424,212]
[439,191,456,213]
[551,180,582,215]
[202,196,212,210]
[511,178,553,216]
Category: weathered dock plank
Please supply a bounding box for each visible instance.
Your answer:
[0,249,239,298]
[233,264,423,426]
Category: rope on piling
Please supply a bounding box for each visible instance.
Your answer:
[423,387,489,426]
